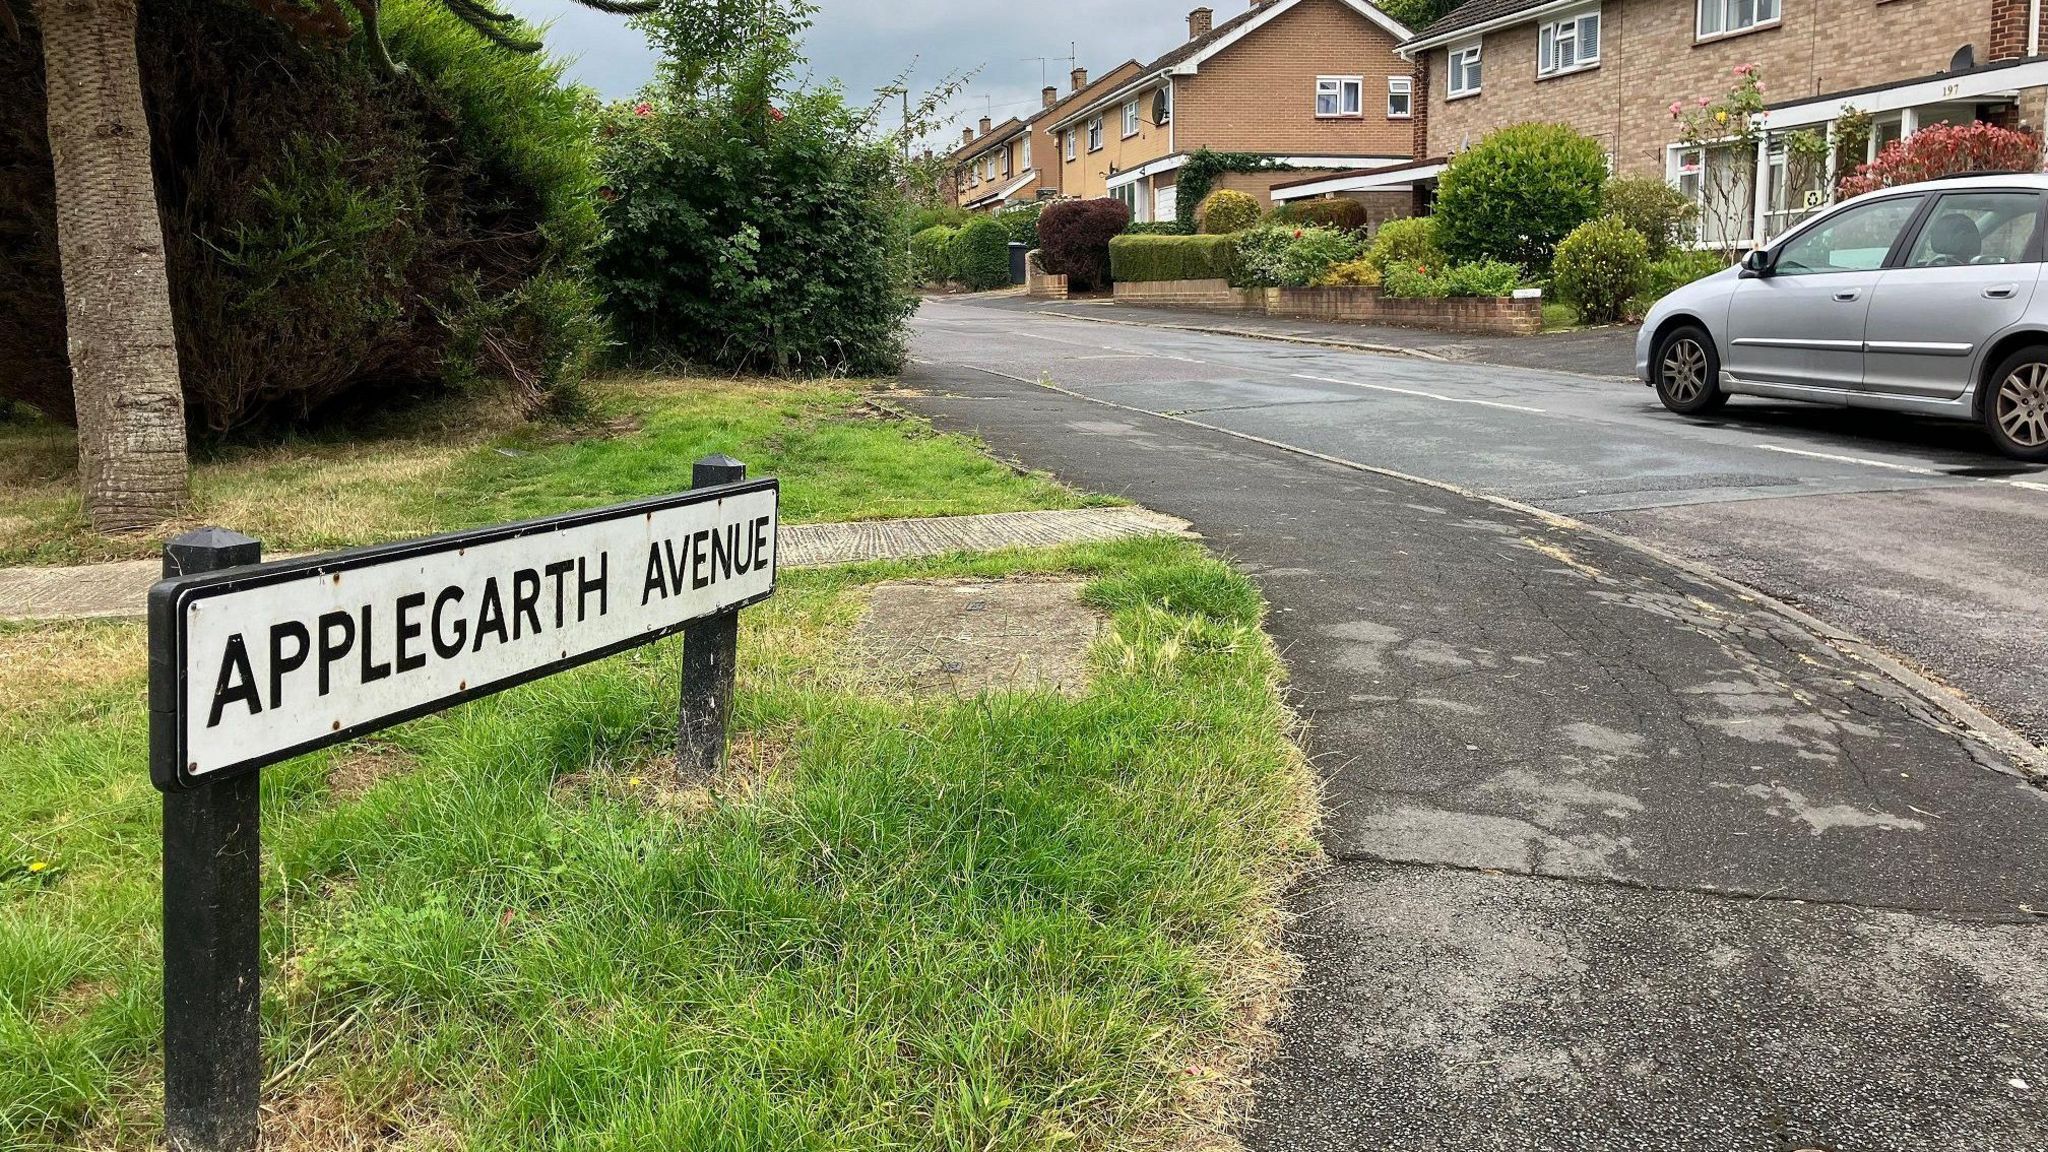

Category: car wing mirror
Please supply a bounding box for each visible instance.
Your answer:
[1739,248,1774,279]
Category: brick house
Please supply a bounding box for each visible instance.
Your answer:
[1276,0,2048,246]
[947,63,1145,212]
[1038,0,1418,224]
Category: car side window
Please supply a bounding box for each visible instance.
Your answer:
[1774,195,1925,277]
[1904,192,2044,268]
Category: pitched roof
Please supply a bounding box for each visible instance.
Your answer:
[948,118,1025,163]
[1405,0,1563,49]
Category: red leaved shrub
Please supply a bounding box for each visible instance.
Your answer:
[1839,122,2042,199]
[1037,198,1130,292]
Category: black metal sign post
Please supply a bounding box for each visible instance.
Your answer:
[158,529,264,1152]
[148,467,777,1149]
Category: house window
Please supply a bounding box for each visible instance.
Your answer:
[1672,142,1755,247]
[1387,76,1413,118]
[1315,76,1364,117]
[1123,100,1141,137]
[1112,183,1140,217]
[1698,0,1778,38]
[1065,130,1077,161]
[1448,41,1482,97]
[1538,10,1600,75]
[1022,137,1032,170]
[1088,116,1104,151]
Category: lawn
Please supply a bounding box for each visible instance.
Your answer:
[0,377,1106,567]
[1,536,1315,1150]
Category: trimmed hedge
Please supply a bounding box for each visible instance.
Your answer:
[1553,215,1649,323]
[953,217,1013,291]
[1436,122,1608,269]
[910,225,959,286]
[1272,199,1368,232]
[1197,189,1262,234]
[1108,234,1243,283]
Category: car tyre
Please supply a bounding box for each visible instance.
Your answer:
[1983,346,2048,463]
[1653,325,1727,416]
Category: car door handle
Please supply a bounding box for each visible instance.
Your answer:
[1832,289,1861,302]
[1985,285,2019,299]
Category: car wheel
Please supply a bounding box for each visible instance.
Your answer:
[1984,347,2048,463]
[1654,325,1727,416]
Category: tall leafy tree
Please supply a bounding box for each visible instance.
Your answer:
[0,0,651,532]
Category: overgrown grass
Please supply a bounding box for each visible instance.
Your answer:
[2,536,1317,1149]
[0,377,1104,567]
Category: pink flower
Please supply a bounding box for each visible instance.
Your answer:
[1754,82,1766,93]
[633,101,653,117]
[1698,96,1712,107]
[769,107,786,122]
[1669,100,1684,118]
[1733,63,1755,77]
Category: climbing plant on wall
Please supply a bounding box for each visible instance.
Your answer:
[1174,149,1291,230]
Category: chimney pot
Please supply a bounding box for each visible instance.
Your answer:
[1188,7,1213,38]
[979,116,992,137]
[1043,85,1059,108]
[1071,66,1089,92]
[962,127,975,146]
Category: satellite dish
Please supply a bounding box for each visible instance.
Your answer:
[1950,44,1976,72]
[1152,89,1171,125]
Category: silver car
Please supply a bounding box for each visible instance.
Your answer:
[1637,173,2048,461]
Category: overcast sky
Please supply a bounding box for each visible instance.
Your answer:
[496,0,1216,149]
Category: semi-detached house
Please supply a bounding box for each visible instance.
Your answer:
[1275,0,2048,247]
[1040,0,1419,224]
[948,63,1147,212]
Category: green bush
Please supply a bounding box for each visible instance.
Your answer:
[910,225,960,285]
[594,58,913,375]
[952,217,1014,291]
[1313,259,1380,288]
[1235,224,1365,288]
[1272,199,1369,232]
[1436,122,1608,269]
[1601,177,1698,258]
[1552,215,1650,323]
[1628,249,1730,317]
[1363,216,1445,276]
[1125,220,1196,236]
[1380,260,1444,298]
[906,204,973,236]
[1,0,605,431]
[1440,260,1523,297]
[999,201,1045,249]
[1197,189,1263,234]
[1109,234,1243,283]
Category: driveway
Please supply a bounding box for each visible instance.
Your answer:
[900,297,2048,1150]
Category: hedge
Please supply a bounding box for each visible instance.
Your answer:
[1108,234,1243,283]
[953,217,1013,291]
[1039,198,1129,291]
[1272,199,1368,231]
[910,225,959,285]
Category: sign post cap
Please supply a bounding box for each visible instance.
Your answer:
[692,454,748,486]
[163,527,262,577]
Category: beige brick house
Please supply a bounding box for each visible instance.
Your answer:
[1277,0,2048,245]
[947,63,1146,212]
[1037,0,1418,223]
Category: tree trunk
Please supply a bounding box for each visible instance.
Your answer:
[33,0,189,532]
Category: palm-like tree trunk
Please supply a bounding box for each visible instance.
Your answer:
[33,0,188,531]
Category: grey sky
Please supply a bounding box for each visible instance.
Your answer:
[496,0,1213,149]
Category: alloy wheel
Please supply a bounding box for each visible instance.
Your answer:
[1660,338,1708,404]
[1996,362,2048,449]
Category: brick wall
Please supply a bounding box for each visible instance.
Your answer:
[1038,62,1146,199]
[1058,83,1174,202]
[1264,286,1544,335]
[1421,0,2013,182]
[1989,0,2048,61]
[1113,279,1260,308]
[1176,0,1414,156]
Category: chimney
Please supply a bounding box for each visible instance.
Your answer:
[1188,7,1213,38]
[1071,66,1089,92]
[1043,85,1059,108]
[979,116,993,137]
[962,126,975,146]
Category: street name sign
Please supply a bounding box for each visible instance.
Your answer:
[150,479,779,791]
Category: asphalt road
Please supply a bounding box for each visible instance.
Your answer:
[900,296,2048,1151]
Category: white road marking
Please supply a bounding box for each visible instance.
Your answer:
[1753,442,2048,493]
[1291,373,1548,414]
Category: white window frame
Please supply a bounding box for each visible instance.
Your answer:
[1064,129,1077,161]
[1159,84,1173,125]
[1697,0,1779,39]
[1387,76,1413,119]
[1122,100,1141,138]
[1022,136,1032,170]
[1316,75,1365,118]
[1538,9,1600,77]
[1088,116,1104,152]
[1448,41,1483,98]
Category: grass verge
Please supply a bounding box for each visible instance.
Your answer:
[2,535,1318,1150]
[0,376,1106,567]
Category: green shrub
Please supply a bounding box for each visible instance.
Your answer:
[596,64,913,376]
[1440,260,1523,297]
[1272,199,1369,232]
[1125,220,1196,236]
[1552,215,1650,323]
[1380,260,1445,299]
[952,217,1014,291]
[1,0,606,431]
[1197,189,1263,234]
[1363,216,1445,276]
[1601,177,1698,258]
[998,201,1046,249]
[1109,234,1243,283]
[1235,224,1365,288]
[1436,122,1608,269]
[906,204,973,236]
[910,225,960,285]
[1627,249,1730,317]
[1313,259,1381,288]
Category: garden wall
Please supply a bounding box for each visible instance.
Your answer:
[1104,279,1541,336]
[1112,279,1257,310]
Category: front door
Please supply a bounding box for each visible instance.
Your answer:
[1724,193,1927,391]
[1865,189,2045,400]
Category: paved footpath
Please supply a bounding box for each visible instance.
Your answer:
[899,361,2048,1150]
[0,507,1189,621]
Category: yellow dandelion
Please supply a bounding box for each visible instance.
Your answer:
[627,776,644,788]
[27,861,51,873]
